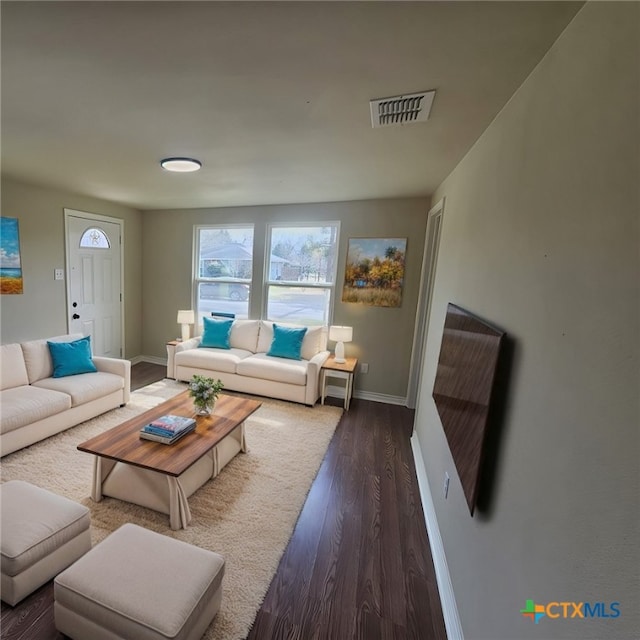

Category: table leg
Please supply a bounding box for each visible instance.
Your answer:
[321,370,326,405]
[167,477,192,530]
[240,421,247,452]
[91,457,117,502]
[212,445,220,478]
[346,373,353,411]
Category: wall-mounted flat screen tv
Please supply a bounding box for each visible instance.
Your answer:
[432,303,505,515]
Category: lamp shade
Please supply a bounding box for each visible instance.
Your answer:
[177,310,195,325]
[329,325,353,343]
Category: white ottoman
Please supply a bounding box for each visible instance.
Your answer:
[54,523,225,640]
[0,480,91,606]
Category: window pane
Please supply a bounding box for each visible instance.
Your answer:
[199,227,253,280]
[79,227,110,248]
[196,285,250,321]
[269,225,338,284]
[266,285,330,326]
[196,226,253,321]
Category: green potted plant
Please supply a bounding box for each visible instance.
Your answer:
[188,374,224,416]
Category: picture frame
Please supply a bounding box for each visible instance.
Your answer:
[342,237,407,307]
[1,217,23,295]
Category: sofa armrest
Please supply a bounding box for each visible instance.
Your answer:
[93,356,131,404]
[175,337,201,353]
[305,350,330,405]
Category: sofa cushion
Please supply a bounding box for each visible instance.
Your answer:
[200,317,233,349]
[236,353,308,386]
[257,321,325,360]
[0,480,91,577]
[175,347,253,374]
[257,321,274,354]
[300,325,326,360]
[54,523,224,640]
[229,320,260,353]
[33,371,124,407]
[267,324,307,360]
[21,334,84,384]
[0,343,29,391]
[0,386,71,434]
[47,336,97,378]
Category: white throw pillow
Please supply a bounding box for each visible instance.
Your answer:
[229,320,260,353]
[300,326,325,360]
[256,321,274,354]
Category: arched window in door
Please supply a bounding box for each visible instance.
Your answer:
[79,227,110,249]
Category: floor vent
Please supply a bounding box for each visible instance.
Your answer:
[370,90,436,128]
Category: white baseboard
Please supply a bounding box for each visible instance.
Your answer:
[411,433,464,640]
[325,384,406,406]
[131,355,167,366]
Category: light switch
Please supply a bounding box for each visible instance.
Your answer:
[54,268,64,280]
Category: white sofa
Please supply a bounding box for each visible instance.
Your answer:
[0,334,131,457]
[173,320,330,406]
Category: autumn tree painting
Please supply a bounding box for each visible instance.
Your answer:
[342,238,406,307]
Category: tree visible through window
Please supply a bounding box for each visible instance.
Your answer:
[194,222,339,327]
[266,223,340,326]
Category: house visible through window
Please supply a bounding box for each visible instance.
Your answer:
[194,222,339,327]
[195,226,254,322]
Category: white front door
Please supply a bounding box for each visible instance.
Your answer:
[65,210,123,357]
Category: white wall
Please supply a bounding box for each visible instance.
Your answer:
[414,4,639,639]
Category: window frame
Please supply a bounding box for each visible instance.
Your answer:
[79,227,111,249]
[263,221,341,326]
[193,224,255,322]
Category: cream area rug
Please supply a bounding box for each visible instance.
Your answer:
[0,379,343,640]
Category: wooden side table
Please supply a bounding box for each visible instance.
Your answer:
[321,355,358,411]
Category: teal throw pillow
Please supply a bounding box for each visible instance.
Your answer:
[47,336,97,378]
[200,316,233,349]
[267,324,308,360]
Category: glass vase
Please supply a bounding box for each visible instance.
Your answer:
[195,401,214,416]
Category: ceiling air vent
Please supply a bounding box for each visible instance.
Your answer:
[370,90,436,128]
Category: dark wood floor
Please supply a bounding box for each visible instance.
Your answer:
[1,362,446,640]
[247,397,446,640]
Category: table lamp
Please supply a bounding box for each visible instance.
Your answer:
[177,310,195,342]
[329,325,353,363]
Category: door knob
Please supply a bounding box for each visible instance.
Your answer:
[72,313,80,320]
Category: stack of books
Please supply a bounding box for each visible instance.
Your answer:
[139,415,196,445]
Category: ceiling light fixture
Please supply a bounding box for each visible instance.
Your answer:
[160,157,202,172]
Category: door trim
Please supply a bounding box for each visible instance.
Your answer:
[406,197,444,410]
[63,208,125,357]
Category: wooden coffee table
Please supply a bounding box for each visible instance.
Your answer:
[77,391,261,529]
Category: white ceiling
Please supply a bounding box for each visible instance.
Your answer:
[1,1,583,211]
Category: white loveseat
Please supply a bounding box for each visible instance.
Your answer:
[0,334,131,457]
[172,320,329,406]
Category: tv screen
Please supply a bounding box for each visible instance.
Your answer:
[432,303,505,515]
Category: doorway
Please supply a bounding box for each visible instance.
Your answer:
[64,209,124,357]
[406,198,444,410]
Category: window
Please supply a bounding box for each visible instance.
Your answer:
[266,223,340,326]
[79,227,110,248]
[195,226,254,323]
